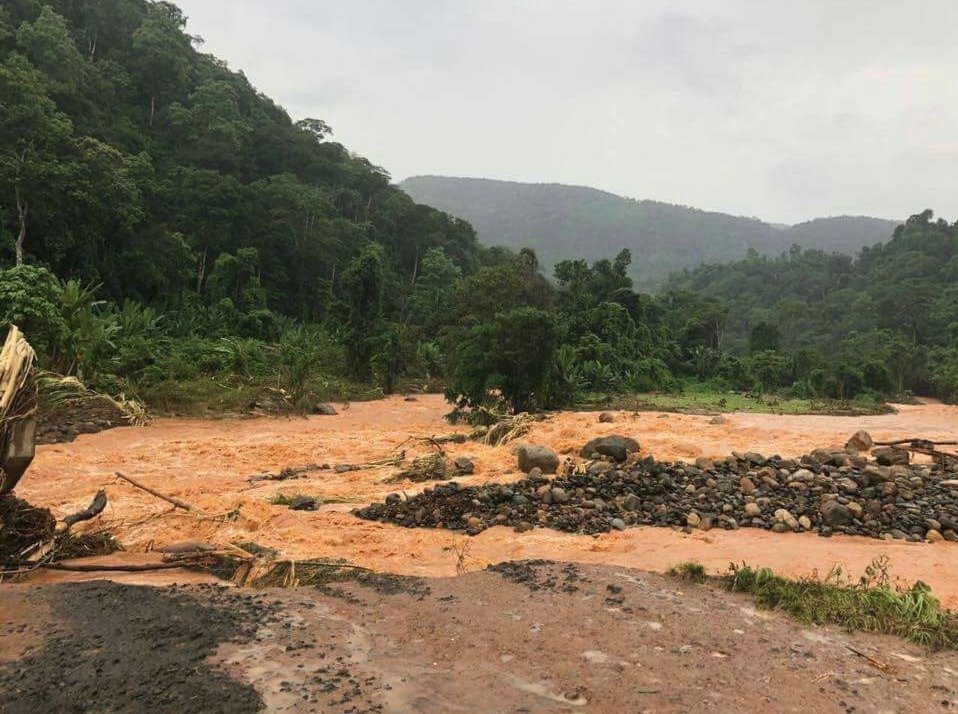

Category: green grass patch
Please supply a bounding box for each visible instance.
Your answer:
[584,385,893,416]
[668,556,958,650]
[666,561,708,583]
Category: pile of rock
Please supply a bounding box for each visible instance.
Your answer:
[355,433,958,542]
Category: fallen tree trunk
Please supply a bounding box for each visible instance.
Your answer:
[43,561,186,573]
[0,326,37,496]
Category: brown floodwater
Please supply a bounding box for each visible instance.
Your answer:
[18,395,958,603]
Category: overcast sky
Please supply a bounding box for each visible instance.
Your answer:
[175,0,957,224]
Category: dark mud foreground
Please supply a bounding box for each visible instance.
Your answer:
[3,562,958,713]
[0,582,273,713]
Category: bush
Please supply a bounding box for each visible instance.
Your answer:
[446,307,558,413]
[0,265,66,355]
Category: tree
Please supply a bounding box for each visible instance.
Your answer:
[296,118,333,142]
[168,80,251,171]
[748,321,781,353]
[446,307,557,413]
[0,54,73,264]
[339,243,385,379]
[131,1,192,127]
[746,350,790,392]
[407,247,461,329]
[0,265,66,355]
[15,7,88,105]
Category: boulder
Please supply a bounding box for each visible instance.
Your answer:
[872,446,909,466]
[579,435,640,462]
[774,508,799,531]
[289,495,321,511]
[551,487,570,504]
[598,412,615,423]
[820,500,853,527]
[586,461,614,476]
[314,403,337,416]
[454,456,475,475]
[516,445,559,474]
[845,430,873,452]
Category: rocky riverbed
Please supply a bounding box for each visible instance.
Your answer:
[357,436,958,542]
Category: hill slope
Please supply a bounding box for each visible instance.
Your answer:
[0,1,478,314]
[400,176,899,285]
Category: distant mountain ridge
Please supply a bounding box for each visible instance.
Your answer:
[399,176,900,286]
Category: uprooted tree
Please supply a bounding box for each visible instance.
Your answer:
[0,325,109,570]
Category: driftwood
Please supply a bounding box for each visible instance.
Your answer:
[247,463,329,483]
[875,439,958,466]
[44,561,186,573]
[61,489,108,528]
[115,471,196,511]
[875,439,958,447]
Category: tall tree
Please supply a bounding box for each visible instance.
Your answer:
[0,54,73,264]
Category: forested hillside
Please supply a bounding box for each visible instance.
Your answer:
[399,175,900,286]
[0,0,952,414]
[0,0,478,310]
[668,210,958,401]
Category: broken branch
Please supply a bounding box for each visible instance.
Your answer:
[61,489,108,529]
[115,471,196,511]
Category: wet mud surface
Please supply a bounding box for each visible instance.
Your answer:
[0,582,274,713]
[4,562,958,712]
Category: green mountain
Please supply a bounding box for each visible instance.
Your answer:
[399,176,900,286]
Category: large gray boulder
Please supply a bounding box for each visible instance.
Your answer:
[516,445,559,474]
[579,435,640,462]
[820,500,853,527]
[845,430,873,452]
[871,446,909,466]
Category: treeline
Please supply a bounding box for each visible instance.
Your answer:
[0,1,953,413]
[668,210,958,403]
[1,0,682,411]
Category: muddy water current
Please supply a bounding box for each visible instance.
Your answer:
[19,395,958,603]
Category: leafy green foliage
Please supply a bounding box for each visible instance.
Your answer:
[0,265,65,352]
[446,306,557,413]
[668,211,958,401]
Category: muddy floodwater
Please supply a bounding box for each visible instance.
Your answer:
[19,395,958,603]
